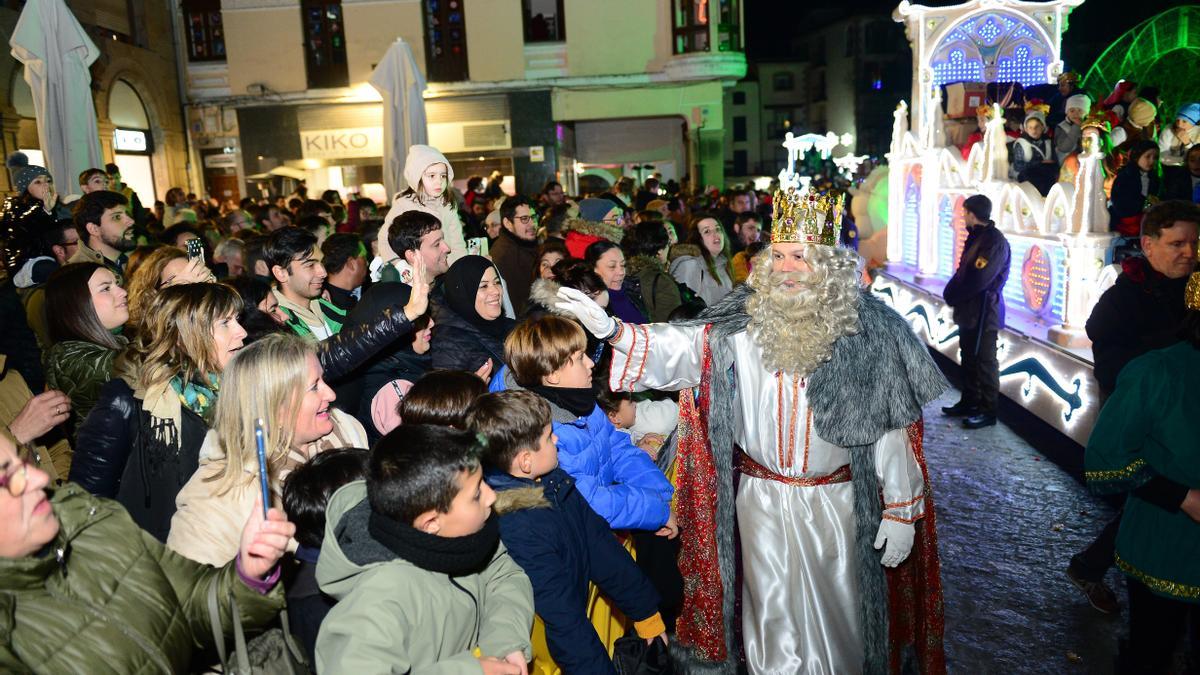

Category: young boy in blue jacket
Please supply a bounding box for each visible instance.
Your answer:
[501,315,676,535]
[467,390,668,673]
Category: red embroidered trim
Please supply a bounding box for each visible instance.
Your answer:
[884,494,926,509]
[882,512,923,524]
[775,372,785,467]
[617,324,637,390]
[738,452,851,487]
[631,325,650,387]
[784,374,801,468]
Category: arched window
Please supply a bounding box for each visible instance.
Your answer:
[929,11,1052,87]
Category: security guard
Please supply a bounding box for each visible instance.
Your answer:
[941,194,1011,429]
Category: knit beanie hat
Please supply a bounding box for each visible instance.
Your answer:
[1177,103,1200,126]
[1126,98,1157,129]
[1065,94,1092,114]
[578,197,617,222]
[6,152,49,195]
[963,194,992,223]
[402,144,454,194]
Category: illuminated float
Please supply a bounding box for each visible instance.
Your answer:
[873,0,1103,443]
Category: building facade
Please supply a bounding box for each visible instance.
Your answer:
[0,0,189,202]
[178,0,747,202]
[723,60,806,181]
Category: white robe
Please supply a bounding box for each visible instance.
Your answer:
[610,323,926,675]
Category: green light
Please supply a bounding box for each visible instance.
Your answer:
[1082,7,1200,118]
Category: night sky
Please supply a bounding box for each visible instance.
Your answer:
[745,0,1189,74]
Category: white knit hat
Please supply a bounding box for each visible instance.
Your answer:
[1065,94,1092,113]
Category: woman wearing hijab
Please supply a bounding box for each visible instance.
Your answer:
[430,255,516,378]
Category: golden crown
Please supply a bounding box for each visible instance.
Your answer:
[771,185,843,246]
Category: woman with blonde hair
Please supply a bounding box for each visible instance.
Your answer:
[168,333,367,565]
[70,282,246,540]
[124,245,214,330]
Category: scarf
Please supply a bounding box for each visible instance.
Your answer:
[527,383,597,418]
[170,374,218,421]
[368,511,500,576]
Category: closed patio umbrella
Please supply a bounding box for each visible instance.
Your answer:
[370,38,428,200]
[10,0,104,199]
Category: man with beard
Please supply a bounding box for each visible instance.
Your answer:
[70,190,136,285]
[554,186,948,674]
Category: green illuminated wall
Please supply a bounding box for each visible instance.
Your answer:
[1082,7,1200,117]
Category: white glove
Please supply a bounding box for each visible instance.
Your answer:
[873,519,915,568]
[554,287,617,339]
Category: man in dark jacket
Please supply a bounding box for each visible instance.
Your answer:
[942,194,1010,429]
[491,196,539,314]
[467,391,666,673]
[1069,199,1200,614]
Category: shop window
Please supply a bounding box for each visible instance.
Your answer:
[182,0,225,62]
[303,0,349,89]
[424,0,469,82]
[773,72,794,92]
[716,0,740,52]
[732,90,746,105]
[522,0,564,43]
[733,116,747,142]
[672,0,709,54]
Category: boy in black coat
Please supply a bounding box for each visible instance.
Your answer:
[467,390,666,674]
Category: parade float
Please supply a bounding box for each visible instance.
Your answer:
[875,0,1101,443]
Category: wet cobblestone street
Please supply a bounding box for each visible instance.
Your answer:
[924,387,1125,674]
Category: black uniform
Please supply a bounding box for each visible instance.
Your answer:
[942,219,1010,415]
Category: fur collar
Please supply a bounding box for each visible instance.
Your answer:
[626,254,668,276]
[669,243,702,262]
[528,278,570,315]
[491,486,550,515]
[562,217,623,243]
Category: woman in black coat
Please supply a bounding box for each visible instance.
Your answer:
[430,255,516,378]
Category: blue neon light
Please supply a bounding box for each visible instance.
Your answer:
[902,173,920,266]
[930,11,1052,86]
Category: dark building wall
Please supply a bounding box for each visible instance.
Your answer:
[508,90,558,194]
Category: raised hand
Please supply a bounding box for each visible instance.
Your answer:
[238,495,295,580]
[403,256,431,321]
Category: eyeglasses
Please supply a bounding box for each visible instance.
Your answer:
[0,460,29,497]
[603,215,626,226]
[511,215,537,225]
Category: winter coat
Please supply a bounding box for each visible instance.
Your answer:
[0,280,44,392]
[1109,166,1161,222]
[627,254,683,323]
[316,301,417,383]
[0,483,282,673]
[942,221,1011,332]
[314,481,534,673]
[487,469,662,674]
[669,246,733,307]
[69,377,208,541]
[1086,256,1188,398]
[0,192,57,282]
[430,302,513,373]
[0,357,70,482]
[167,409,367,566]
[495,371,673,531]
[1162,167,1200,202]
[43,338,124,426]
[490,228,539,314]
[376,145,467,274]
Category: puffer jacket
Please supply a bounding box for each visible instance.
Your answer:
[430,302,514,374]
[493,370,673,531]
[317,303,415,382]
[43,338,124,426]
[488,469,662,674]
[669,245,733,307]
[69,377,208,541]
[0,483,282,673]
[314,481,534,673]
[0,193,57,281]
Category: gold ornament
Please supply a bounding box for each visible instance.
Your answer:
[771,185,843,246]
[1186,272,1200,311]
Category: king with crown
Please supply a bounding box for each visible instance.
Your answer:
[554,178,949,674]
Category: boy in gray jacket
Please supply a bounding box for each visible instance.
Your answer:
[315,425,534,674]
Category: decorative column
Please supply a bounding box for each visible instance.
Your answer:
[1048,232,1109,347]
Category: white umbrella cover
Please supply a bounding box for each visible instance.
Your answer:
[370,37,428,199]
[10,0,104,199]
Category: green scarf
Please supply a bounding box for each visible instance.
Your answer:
[170,374,219,422]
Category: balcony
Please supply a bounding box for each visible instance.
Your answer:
[663,51,747,83]
[524,43,568,79]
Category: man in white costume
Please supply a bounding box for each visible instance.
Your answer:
[555,186,948,674]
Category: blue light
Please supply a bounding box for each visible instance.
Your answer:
[902,170,921,266]
[932,48,983,86]
[930,11,1051,86]
[997,44,1048,86]
[872,79,883,90]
